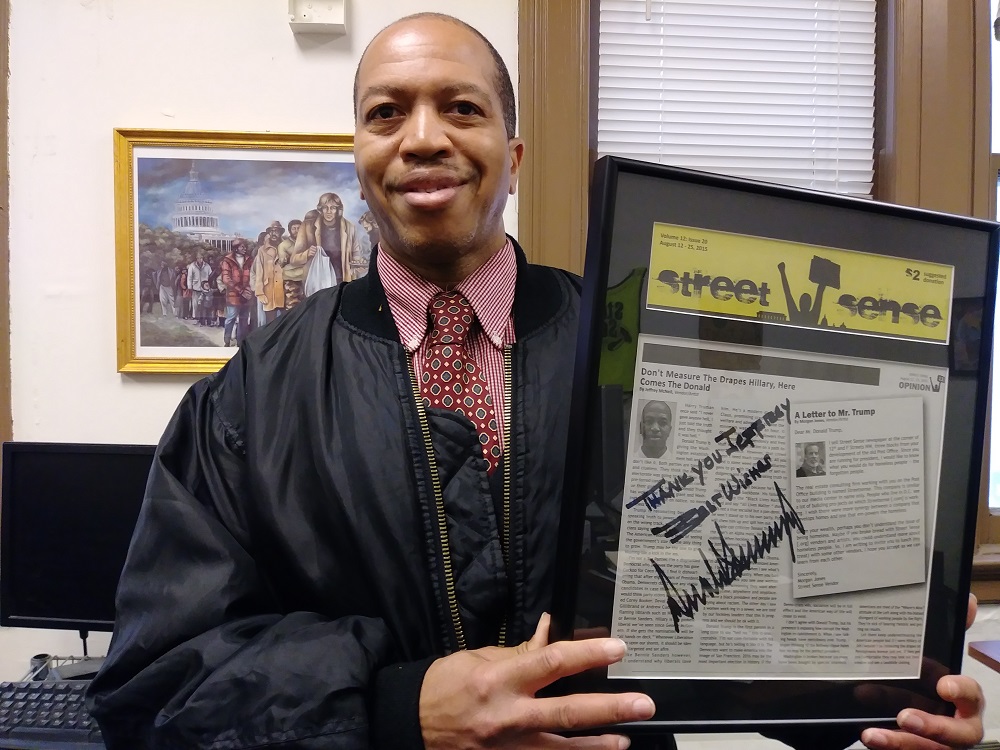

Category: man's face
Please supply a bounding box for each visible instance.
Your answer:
[267,226,282,243]
[354,18,524,268]
[289,223,300,240]
[640,402,672,455]
[319,196,343,225]
[805,445,821,468]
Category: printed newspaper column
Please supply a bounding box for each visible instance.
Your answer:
[790,397,926,598]
[612,338,798,678]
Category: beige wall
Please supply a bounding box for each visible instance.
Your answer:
[0,0,518,681]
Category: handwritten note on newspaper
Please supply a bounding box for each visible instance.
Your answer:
[611,336,944,680]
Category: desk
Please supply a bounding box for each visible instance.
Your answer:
[968,640,1000,672]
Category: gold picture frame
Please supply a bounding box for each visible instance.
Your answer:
[114,128,372,373]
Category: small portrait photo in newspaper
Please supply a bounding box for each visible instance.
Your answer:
[633,399,677,461]
[795,440,827,478]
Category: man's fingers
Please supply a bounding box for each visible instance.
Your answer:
[509,638,630,690]
[860,676,984,750]
[967,593,978,631]
[519,692,656,733]
[861,714,982,750]
[507,613,553,658]
[534,732,632,750]
[528,613,552,650]
[895,707,984,747]
[853,683,941,715]
[860,727,943,750]
[936,674,985,728]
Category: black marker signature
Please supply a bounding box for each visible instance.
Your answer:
[650,482,806,633]
[649,454,773,543]
[715,397,791,455]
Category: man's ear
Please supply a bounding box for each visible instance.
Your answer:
[507,138,525,195]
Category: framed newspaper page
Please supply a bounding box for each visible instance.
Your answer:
[550,156,999,733]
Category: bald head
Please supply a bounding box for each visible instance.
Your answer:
[353,13,516,139]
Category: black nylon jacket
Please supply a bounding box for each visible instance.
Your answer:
[88,241,581,749]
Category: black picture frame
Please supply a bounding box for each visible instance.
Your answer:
[550,156,999,735]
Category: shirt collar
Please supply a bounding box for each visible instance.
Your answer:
[377,238,517,353]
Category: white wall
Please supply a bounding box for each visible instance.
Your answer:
[1,0,518,681]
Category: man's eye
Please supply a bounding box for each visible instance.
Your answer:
[369,104,399,121]
[451,101,479,116]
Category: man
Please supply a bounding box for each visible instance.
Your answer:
[636,400,672,459]
[88,14,983,750]
[359,209,380,250]
[357,209,380,275]
[139,268,155,314]
[153,259,178,317]
[187,251,212,326]
[797,442,826,477]
[220,238,254,346]
[277,218,305,310]
[178,257,192,319]
[252,220,286,324]
[293,192,364,294]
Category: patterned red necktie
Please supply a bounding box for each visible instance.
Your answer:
[421,291,502,473]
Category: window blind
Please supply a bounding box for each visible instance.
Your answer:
[598,0,876,196]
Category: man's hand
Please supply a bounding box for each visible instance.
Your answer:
[860,594,984,750]
[859,675,984,750]
[419,614,655,749]
[967,593,978,631]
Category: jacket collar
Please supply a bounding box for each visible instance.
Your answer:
[339,236,570,344]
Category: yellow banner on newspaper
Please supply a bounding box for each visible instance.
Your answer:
[646,223,954,343]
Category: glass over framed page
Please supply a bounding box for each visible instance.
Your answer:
[551,157,999,732]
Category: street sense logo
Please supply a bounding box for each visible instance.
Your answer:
[646,224,953,343]
[656,258,943,329]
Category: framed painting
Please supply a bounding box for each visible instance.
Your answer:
[114,129,378,373]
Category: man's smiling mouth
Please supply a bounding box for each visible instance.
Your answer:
[396,172,466,209]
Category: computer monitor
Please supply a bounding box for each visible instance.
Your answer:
[0,442,155,632]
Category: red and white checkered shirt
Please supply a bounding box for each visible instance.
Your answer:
[378,239,517,452]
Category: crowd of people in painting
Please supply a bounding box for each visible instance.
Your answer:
[140,192,379,347]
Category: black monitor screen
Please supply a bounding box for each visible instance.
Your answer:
[0,442,155,631]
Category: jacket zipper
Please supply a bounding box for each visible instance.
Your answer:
[407,346,515,651]
[408,353,466,651]
[497,345,513,648]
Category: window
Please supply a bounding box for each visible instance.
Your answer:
[597,0,877,195]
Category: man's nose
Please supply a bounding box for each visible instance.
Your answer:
[400,105,452,158]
